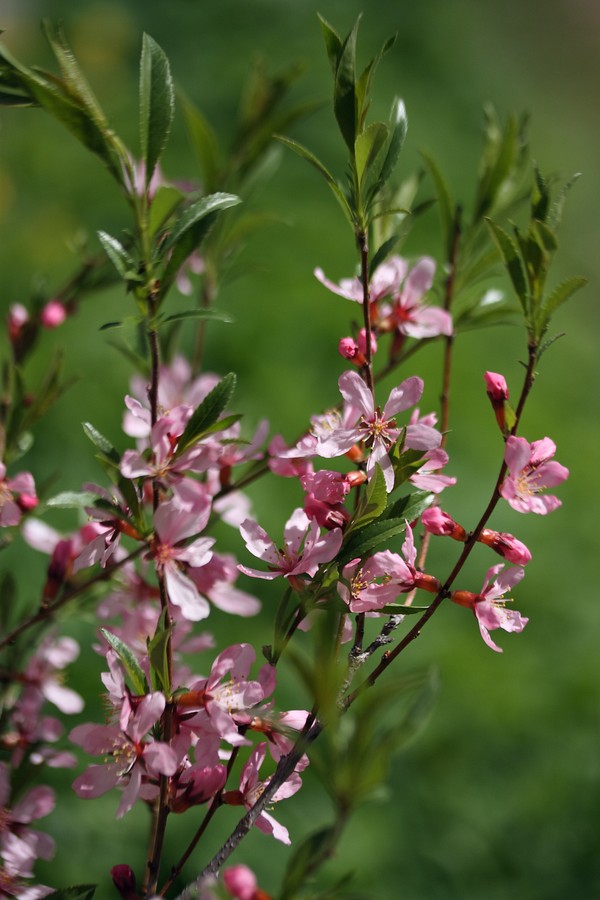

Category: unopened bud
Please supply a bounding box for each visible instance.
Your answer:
[338,337,367,367]
[421,507,467,541]
[478,529,532,565]
[111,864,138,900]
[40,299,67,329]
[484,371,509,433]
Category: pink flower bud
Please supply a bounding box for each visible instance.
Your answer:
[478,529,532,565]
[421,507,467,541]
[111,864,138,900]
[40,299,67,329]
[7,303,29,343]
[338,337,366,366]
[223,864,259,900]
[484,371,509,402]
[17,492,38,512]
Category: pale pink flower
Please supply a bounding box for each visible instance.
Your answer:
[409,448,456,494]
[315,370,426,492]
[70,692,177,818]
[382,256,453,339]
[188,552,261,617]
[152,480,215,620]
[0,463,37,527]
[500,436,569,514]
[338,550,415,613]
[0,763,55,880]
[224,742,302,844]
[451,564,528,653]
[314,255,408,304]
[238,508,342,581]
[39,300,67,329]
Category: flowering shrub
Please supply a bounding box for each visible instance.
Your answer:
[0,16,584,900]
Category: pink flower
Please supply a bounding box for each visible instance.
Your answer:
[0,463,37,527]
[0,763,55,880]
[409,448,456,494]
[315,370,427,492]
[152,481,215,620]
[223,864,261,900]
[451,564,528,653]
[478,529,532,565]
[223,742,302,844]
[70,692,177,818]
[421,507,467,541]
[314,255,408,304]
[238,508,342,582]
[382,257,453,339]
[500,436,569,514]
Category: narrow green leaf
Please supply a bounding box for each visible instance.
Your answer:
[317,14,343,75]
[420,150,454,252]
[45,886,97,900]
[82,422,120,462]
[275,135,352,224]
[179,90,221,193]
[46,491,98,509]
[97,231,137,281]
[147,610,172,694]
[280,826,337,897]
[42,21,107,127]
[101,629,149,695]
[376,97,408,188]
[486,219,529,313]
[369,234,401,276]
[339,517,409,564]
[177,372,236,453]
[539,276,587,328]
[355,121,388,186]
[148,185,184,236]
[473,112,519,221]
[356,34,397,131]
[344,466,387,539]
[333,17,360,154]
[163,308,234,324]
[139,34,174,184]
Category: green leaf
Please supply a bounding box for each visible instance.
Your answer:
[101,629,149,695]
[355,121,388,186]
[339,517,409,564]
[177,372,236,453]
[473,110,519,222]
[179,90,221,193]
[333,17,360,154]
[486,219,529,313]
[162,308,234,324]
[369,234,401,276]
[159,192,241,298]
[275,135,352,224]
[539,275,587,328]
[376,97,408,188]
[97,231,138,281]
[148,185,184,236]
[344,465,387,538]
[46,491,98,509]
[82,422,120,463]
[147,610,172,694]
[384,490,434,523]
[421,150,454,254]
[139,34,174,185]
[42,21,107,127]
[45,886,97,900]
[318,14,343,75]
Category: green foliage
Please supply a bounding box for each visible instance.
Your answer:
[176,371,237,454]
[101,628,149,695]
[45,887,97,900]
[139,34,174,187]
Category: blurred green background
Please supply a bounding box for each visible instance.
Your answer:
[0,1,598,898]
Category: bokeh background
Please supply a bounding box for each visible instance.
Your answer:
[0,1,598,898]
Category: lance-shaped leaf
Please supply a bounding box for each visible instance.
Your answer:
[82,421,120,464]
[42,21,107,128]
[275,135,352,225]
[318,14,343,75]
[538,276,587,332]
[97,231,139,282]
[421,150,455,255]
[486,219,529,314]
[162,308,234,324]
[344,465,387,540]
[355,120,389,187]
[176,372,236,454]
[333,17,360,154]
[147,610,173,695]
[101,629,149,696]
[179,91,221,193]
[376,97,408,189]
[46,491,98,509]
[43,886,97,900]
[139,34,174,185]
[159,192,241,298]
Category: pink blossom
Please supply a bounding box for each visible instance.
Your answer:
[0,763,55,880]
[315,370,426,492]
[238,508,342,582]
[70,692,177,817]
[421,507,467,541]
[188,552,261,617]
[500,436,569,514]
[409,448,456,494]
[451,564,528,653]
[484,371,509,402]
[381,256,453,339]
[223,742,302,844]
[0,463,38,527]
[338,550,415,613]
[478,529,532,565]
[314,255,408,304]
[152,480,215,620]
[223,864,261,900]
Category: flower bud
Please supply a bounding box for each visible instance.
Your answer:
[478,529,532,565]
[223,864,259,900]
[421,507,467,541]
[7,303,29,344]
[40,299,67,329]
[111,864,138,900]
[484,371,509,433]
[338,337,366,367]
